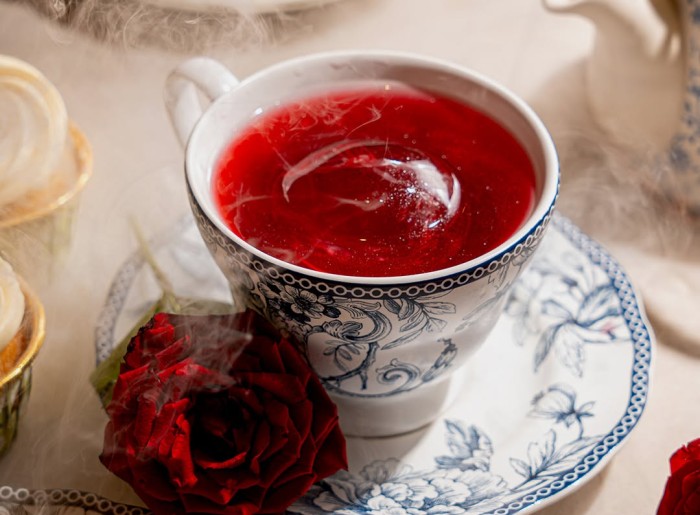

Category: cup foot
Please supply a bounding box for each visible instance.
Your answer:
[332,369,467,438]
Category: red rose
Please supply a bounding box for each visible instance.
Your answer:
[100,310,347,515]
[658,438,700,515]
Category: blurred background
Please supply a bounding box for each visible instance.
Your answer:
[0,1,698,514]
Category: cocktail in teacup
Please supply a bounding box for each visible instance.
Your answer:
[165,51,559,437]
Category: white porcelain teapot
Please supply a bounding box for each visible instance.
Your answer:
[543,0,700,213]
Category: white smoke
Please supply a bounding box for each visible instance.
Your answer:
[529,61,699,259]
[529,58,700,359]
[9,0,317,51]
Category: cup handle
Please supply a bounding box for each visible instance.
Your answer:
[164,57,240,148]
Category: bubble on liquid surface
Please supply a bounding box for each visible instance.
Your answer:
[281,140,462,236]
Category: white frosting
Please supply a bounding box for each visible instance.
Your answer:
[0,257,24,353]
[0,55,68,208]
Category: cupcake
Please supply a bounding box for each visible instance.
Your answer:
[0,256,45,456]
[0,55,91,283]
[0,257,24,375]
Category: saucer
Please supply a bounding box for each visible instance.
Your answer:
[86,212,652,514]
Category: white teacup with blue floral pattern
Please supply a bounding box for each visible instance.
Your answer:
[165,51,559,437]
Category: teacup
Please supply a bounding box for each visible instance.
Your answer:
[165,51,559,437]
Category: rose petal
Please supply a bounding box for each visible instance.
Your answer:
[131,390,160,452]
[143,397,190,459]
[262,405,297,461]
[277,339,311,378]
[229,386,264,416]
[261,473,316,513]
[158,412,197,488]
[153,336,192,370]
[307,381,339,438]
[160,362,234,393]
[125,315,177,369]
[179,461,251,505]
[259,429,302,488]
[681,469,700,504]
[247,417,273,478]
[128,460,179,502]
[194,394,231,438]
[686,439,700,460]
[660,476,683,514]
[100,310,349,515]
[194,422,267,491]
[236,372,306,404]
[281,438,316,481]
[313,421,348,476]
[108,366,154,414]
[171,313,251,361]
[136,495,186,515]
[194,408,254,472]
[680,488,700,515]
[232,352,264,375]
[244,311,287,342]
[181,491,259,515]
[659,458,700,515]
[671,440,700,474]
[100,423,133,480]
[293,398,314,439]
[252,337,285,374]
[195,448,248,473]
[230,420,255,461]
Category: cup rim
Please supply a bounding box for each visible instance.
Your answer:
[185,49,559,285]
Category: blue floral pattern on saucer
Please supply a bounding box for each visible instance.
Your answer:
[287,216,651,515]
[88,212,652,515]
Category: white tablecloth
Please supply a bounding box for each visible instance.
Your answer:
[0,1,698,513]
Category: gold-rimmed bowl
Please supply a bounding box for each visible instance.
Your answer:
[0,278,45,456]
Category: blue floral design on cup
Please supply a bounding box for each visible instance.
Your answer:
[167,51,560,436]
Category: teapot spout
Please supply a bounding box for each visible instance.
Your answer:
[543,0,684,152]
[543,0,618,20]
[542,0,669,52]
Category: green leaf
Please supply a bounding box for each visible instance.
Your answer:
[90,220,235,409]
[90,294,235,408]
[89,297,163,407]
[175,298,235,316]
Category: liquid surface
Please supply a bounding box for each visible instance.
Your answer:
[213,84,536,277]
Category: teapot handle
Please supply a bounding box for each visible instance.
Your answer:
[164,57,240,148]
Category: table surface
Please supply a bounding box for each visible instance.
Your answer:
[1,1,699,513]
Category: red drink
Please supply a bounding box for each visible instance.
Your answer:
[213,83,536,277]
